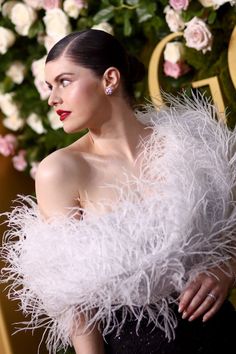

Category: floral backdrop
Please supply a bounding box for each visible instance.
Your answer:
[0,0,235,179]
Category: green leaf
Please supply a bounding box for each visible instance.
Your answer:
[101,0,110,5]
[2,76,14,92]
[158,0,169,5]
[184,47,207,70]
[208,11,217,25]
[136,2,156,23]
[93,6,115,23]
[76,17,93,30]
[126,0,139,5]
[136,7,152,23]
[181,11,193,22]
[124,11,132,36]
[28,20,44,39]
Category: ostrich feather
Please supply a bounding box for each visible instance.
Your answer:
[1,93,236,353]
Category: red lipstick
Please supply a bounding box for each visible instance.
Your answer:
[56,110,71,121]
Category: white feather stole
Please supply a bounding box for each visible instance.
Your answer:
[1,94,236,353]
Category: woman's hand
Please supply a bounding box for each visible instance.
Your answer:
[72,326,105,354]
[178,266,234,323]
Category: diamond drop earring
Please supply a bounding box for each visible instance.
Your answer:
[105,87,113,95]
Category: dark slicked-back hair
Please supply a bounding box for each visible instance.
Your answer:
[46,29,145,102]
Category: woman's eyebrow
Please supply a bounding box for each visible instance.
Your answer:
[45,72,75,85]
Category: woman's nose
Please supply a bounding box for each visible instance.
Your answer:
[48,90,62,107]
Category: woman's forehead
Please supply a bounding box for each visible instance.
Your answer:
[45,57,81,77]
[46,56,78,70]
[44,56,96,83]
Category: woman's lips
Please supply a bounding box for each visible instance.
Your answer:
[56,110,71,121]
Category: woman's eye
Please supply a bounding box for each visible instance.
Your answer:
[46,83,52,91]
[60,79,70,87]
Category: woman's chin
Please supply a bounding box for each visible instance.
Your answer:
[63,125,85,134]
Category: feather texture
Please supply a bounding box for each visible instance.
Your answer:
[1,93,236,353]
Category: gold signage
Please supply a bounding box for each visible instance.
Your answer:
[192,76,226,122]
[148,26,236,121]
[0,305,12,354]
[148,31,183,108]
[228,26,236,90]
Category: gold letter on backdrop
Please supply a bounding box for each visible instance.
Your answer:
[0,305,12,354]
[228,25,236,90]
[148,32,183,107]
[192,76,226,122]
[148,25,236,120]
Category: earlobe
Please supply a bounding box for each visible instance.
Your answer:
[103,67,120,93]
[105,87,113,95]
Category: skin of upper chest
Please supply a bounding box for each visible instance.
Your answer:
[77,152,141,212]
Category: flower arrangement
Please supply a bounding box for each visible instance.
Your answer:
[161,0,236,127]
[0,0,236,178]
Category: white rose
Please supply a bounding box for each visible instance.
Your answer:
[27,113,46,134]
[0,26,15,54]
[34,78,51,100]
[198,0,236,7]
[10,2,37,36]
[3,114,24,131]
[31,55,47,81]
[198,0,215,6]
[6,61,26,84]
[0,93,18,116]
[47,109,63,130]
[164,42,185,64]
[43,9,71,41]
[31,56,50,99]
[43,35,58,52]
[212,0,236,7]
[184,17,212,53]
[23,0,43,9]
[1,1,17,17]
[92,22,114,36]
[63,0,82,18]
[164,5,185,33]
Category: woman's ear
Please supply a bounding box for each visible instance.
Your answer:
[102,67,121,94]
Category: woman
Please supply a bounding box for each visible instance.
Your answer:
[1,29,236,354]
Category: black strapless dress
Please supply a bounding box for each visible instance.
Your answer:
[104,300,236,354]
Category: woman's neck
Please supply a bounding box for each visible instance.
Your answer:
[87,98,150,162]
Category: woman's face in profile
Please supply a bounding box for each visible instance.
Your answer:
[45,56,104,133]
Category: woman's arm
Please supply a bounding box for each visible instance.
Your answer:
[35,153,105,354]
[72,328,105,354]
[35,152,81,219]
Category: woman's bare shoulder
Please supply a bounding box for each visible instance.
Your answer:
[37,149,77,176]
[36,136,90,181]
[35,141,90,217]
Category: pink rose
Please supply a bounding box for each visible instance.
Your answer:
[74,0,87,8]
[0,134,17,156]
[163,60,190,79]
[12,150,27,171]
[169,0,190,11]
[42,0,61,10]
[164,6,185,33]
[184,17,212,53]
[30,162,39,179]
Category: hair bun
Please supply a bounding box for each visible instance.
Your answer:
[127,55,146,84]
